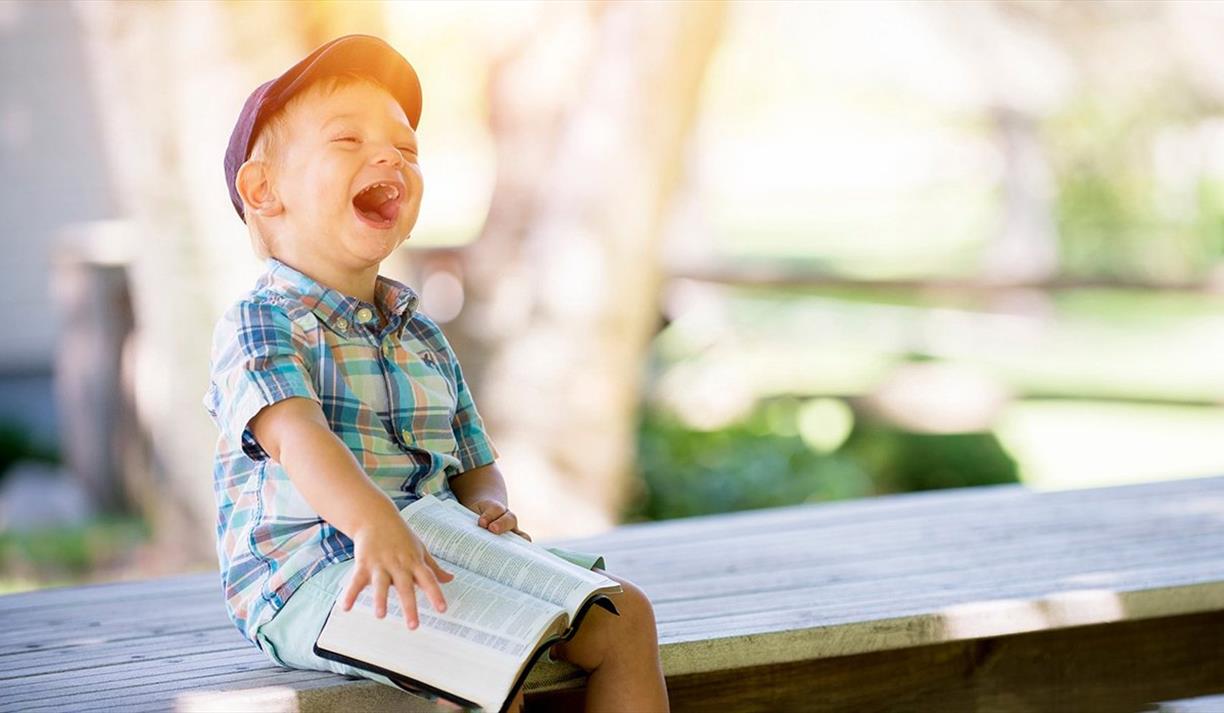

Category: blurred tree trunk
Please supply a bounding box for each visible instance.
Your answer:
[938,2,1063,286]
[983,105,1060,285]
[74,1,386,566]
[444,2,727,537]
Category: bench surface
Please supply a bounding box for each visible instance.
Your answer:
[2,475,1223,712]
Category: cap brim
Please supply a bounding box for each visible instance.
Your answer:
[270,34,422,131]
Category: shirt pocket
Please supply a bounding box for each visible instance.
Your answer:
[392,351,459,454]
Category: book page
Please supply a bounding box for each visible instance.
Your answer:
[356,563,566,657]
[401,495,620,616]
[317,562,566,713]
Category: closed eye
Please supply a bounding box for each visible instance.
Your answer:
[334,136,359,143]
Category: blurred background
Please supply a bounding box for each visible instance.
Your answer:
[2,0,1223,593]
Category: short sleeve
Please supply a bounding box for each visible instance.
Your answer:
[448,356,499,473]
[420,323,498,474]
[202,300,320,461]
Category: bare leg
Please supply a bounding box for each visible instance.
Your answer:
[549,571,669,713]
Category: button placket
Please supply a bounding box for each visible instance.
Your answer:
[376,327,407,450]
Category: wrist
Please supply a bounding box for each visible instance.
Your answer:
[460,489,503,505]
[348,495,403,543]
[450,463,507,506]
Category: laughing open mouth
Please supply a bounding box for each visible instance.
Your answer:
[352,180,403,227]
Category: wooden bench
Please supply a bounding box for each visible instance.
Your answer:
[1155,694,1224,713]
[3,475,1223,712]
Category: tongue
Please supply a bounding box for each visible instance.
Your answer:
[375,198,400,221]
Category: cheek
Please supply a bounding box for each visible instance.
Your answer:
[299,161,351,210]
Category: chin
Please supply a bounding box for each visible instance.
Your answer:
[349,231,408,264]
[346,202,417,259]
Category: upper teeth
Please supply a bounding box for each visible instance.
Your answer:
[364,182,399,200]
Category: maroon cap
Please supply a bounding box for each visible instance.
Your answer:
[224,34,423,222]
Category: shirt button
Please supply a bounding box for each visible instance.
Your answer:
[334,317,349,331]
[382,340,394,358]
[401,428,414,444]
[356,307,374,324]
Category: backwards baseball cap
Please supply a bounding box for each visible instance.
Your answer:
[224,34,423,222]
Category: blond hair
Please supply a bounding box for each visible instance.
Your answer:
[243,72,394,260]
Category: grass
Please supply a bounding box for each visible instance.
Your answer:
[651,284,1224,496]
[996,400,1224,491]
[0,515,150,593]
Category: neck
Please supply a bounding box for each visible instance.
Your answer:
[274,253,379,304]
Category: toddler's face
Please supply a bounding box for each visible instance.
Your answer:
[272,80,423,270]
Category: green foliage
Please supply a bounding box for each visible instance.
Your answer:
[837,422,1019,495]
[0,516,149,583]
[624,405,871,522]
[625,399,1019,522]
[0,421,59,486]
[1048,89,1224,282]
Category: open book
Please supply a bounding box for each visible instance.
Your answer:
[314,494,622,712]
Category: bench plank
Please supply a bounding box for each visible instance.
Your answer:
[1157,693,1224,712]
[560,474,1224,553]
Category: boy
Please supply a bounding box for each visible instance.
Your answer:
[204,35,668,713]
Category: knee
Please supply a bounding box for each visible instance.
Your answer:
[552,573,660,672]
[606,575,659,644]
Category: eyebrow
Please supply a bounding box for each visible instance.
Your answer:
[322,114,416,143]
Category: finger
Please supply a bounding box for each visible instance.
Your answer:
[425,551,455,582]
[510,527,532,542]
[372,570,390,619]
[400,568,421,629]
[415,563,449,616]
[390,570,420,628]
[477,503,506,527]
[487,510,517,534]
[341,569,370,611]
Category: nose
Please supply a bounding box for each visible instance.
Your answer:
[373,142,403,168]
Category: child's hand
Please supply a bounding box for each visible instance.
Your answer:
[469,498,532,541]
[341,513,454,629]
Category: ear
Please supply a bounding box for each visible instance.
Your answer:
[235,159,283,218]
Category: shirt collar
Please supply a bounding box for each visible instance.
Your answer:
[261,257,419,334]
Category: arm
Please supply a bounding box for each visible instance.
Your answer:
[249,396,454,627]
[449,462,532,541]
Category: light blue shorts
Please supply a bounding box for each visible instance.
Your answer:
[253,546,607,690]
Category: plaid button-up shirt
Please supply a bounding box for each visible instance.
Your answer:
[203,257,498,645]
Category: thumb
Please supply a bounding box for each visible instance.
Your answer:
[476,501,505,525]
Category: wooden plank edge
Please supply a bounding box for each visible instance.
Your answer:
[654,579,1224,677]
[170,666,587,712]
[174,677,451,713]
